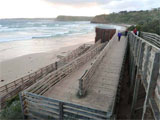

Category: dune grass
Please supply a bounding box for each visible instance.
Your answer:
[0,95,23,120]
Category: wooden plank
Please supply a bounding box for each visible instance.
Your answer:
[134,38,138,58]
[138,42,145,69]
[27,107,58,120]
[130,61,136,89]
[64,104,106,116]
[142,45,152,86]
[79,42,110,96]
[26,100,59,115]
[59,102,63,120]
[24,92,107,115]
[136,39,141,64]
[63,111,91,120]
[25,97,59,111]
[63,106,106,119]
[24,92,60,103]
[131,74,141,117]
[63,103,107,115]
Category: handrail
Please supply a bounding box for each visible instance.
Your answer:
[1,43,104,109]
[24,43,105,94]
[0,44,90,95]
[129,32,160,51]
[128,32,160,120]
[78,32,117,96]
[141,32,160,49]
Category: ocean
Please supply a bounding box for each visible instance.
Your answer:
[0,19,125,62]
[0,19,123,43]
[0,19,125,84]
[0,19,95,43]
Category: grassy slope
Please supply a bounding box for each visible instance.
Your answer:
[91,8,160,35]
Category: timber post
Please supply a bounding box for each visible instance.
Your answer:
[55,61,58,70]
[59,102,64,120]
[130,42,146,117]
[0,96,2,110]
[142,45,152,82]
[78,78,83,96]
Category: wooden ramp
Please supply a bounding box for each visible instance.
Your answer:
[44,36,127,112]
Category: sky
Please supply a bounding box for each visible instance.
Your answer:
[0,0,159,18]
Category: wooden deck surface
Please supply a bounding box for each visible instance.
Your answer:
[44,36,127,112]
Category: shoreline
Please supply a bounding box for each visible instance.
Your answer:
[0,33,95,87]
[0,32,95,62]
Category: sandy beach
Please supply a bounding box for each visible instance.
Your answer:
[0,33,95,87]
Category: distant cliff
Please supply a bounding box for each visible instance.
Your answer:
[55,15,93,21]
[91,14,109,24]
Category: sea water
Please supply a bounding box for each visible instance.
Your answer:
[0,19,95,42]
[0,19,124,61]
[0,19,123,43]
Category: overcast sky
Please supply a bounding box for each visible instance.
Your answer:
[0,0,159,18]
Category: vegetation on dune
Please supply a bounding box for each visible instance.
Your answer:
[127,19,160,35]
[92,8,160,35]
[140,19,160,35]
[91,8,160,24]
[0,95,22,120]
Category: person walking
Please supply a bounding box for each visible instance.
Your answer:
[125,30,128,37]
[133,28,137,35]
[118,32,122,41]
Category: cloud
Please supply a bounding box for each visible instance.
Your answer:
[43,0,160,17]
[103,0,160,13]
[45,0,160,12]
[0,0,159,18]
[45,0,122,6]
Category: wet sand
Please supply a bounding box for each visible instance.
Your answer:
[0,33,95,87]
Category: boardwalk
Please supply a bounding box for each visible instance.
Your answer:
[15,31,160,119]
[44,36,127,112]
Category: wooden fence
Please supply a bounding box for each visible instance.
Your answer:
[20,92,109,120]
[128,32,160,119]
[0,44,92,109]
[20,42,107,119]
[24,43,105,95]
[78,32,116,96]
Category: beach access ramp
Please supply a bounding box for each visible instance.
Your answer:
[19,28,127,119]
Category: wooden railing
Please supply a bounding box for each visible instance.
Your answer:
[19,43,107,119]
[20,92,108,119]
[78,33,116,96]
[24,43,105,95]
[0,44,89,94]
[141,32,160,48]
[0,44,92,109]
[128,32,160,120]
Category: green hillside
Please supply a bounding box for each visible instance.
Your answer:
[91,8,160,35]
[56,15,93,21]
[91,8,160,24]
